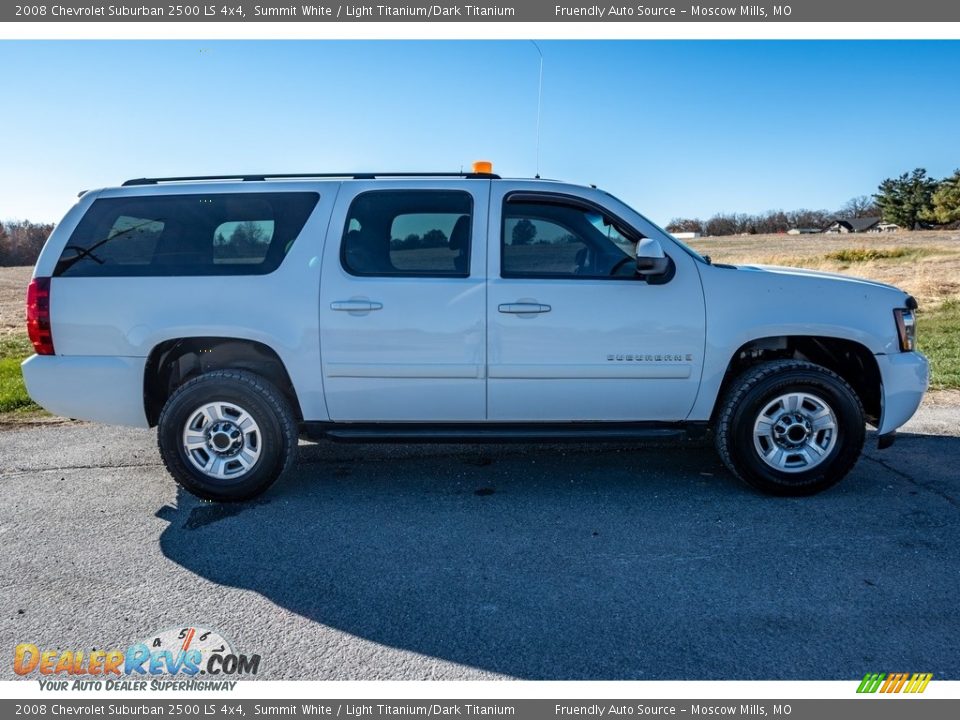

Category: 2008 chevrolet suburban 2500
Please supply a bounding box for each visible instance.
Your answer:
[22,169,929,501]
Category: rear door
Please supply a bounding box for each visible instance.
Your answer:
[319,181,489,422]
[486,185,706,422]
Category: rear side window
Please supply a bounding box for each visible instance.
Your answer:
[55,192,319,277]
[341,190,472,277]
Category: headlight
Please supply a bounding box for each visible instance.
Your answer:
[894,308,916,352]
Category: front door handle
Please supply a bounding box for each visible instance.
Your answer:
[331,300,383,312]
[498,303,551,314]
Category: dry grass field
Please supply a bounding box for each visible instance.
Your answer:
[2,229,959,420]
[0,265,31,341]
[689,230,960,393]
[0,266,37,417]
[689,229,960,310]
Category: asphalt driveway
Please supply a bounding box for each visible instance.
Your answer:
[1,404,958,680]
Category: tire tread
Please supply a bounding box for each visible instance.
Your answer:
[157,369,297,502]
[714,359,865,494]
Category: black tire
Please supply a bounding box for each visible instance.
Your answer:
[714,359,865,496]
[157,370,297,502]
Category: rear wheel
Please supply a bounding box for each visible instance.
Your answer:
[714,360,865,496]
[157,370,297,502]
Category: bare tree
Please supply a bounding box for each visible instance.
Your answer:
[666,218,704,234]
[705,214,738,237]
[788,209,832,230]
[840,195,879,218]
[0,223,8,265]
[1,220,55,266]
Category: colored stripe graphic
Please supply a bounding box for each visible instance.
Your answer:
[857,673,885,693]
[857,672,932,694]
[880,673,897,693]
[905,673,933,693]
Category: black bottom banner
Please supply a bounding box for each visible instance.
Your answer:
[3,699,958,720]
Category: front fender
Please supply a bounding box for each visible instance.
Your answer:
[687,263,908,421]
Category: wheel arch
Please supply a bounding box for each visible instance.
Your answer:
[711,335,882,427]
[143,336,302,427]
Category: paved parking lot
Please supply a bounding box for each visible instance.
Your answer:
[1,405,958,680]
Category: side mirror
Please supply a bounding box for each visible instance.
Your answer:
[635,237,670,278]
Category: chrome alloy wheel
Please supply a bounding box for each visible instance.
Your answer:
[752,392,838,473]
[182,401,262,481]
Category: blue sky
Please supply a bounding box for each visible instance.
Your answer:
[1,40,958,225]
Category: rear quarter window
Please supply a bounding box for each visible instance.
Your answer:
[55,192,319,277]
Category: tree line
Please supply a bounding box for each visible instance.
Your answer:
[667,168,960,236]
[390,228,450,251]
[213,221,270,258]
[0,220,56,266]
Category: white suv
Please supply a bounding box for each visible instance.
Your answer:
[23,169,928,501]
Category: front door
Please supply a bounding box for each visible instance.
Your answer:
[486,187,706,422]
[320,182,489,421]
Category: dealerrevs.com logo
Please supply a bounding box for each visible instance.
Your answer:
[14,626,261,691]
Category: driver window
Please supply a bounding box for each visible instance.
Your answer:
[501,198,638,279]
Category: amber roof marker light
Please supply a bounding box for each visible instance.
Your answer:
[472,161,494,175]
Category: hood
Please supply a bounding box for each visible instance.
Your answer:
[735,263,904,295]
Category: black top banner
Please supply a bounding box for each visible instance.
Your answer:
[6,0,960,22]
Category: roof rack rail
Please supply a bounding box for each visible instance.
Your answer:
[121,171,500,186]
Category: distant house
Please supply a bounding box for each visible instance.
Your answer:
[877,222,901,233]
[787,227,821,235]
[671,231,702,240]
[823,216,882,234]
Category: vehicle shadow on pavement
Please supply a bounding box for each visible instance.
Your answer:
[156,434,960,680]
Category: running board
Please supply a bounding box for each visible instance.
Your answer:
[301,422,700,444]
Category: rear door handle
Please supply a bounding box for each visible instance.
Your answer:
[331,300,383,312]
[498,303,551,314]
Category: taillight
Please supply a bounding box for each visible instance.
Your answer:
[26,277,54,355]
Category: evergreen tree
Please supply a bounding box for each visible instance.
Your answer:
[920,169,960,225]
[512,219,537,245]
[873,168,937,230]
[420,228,448,248]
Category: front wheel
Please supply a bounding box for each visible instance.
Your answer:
[714,360,865,496]
[157,370,298,502]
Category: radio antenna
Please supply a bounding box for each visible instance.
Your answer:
[530,40,544,179]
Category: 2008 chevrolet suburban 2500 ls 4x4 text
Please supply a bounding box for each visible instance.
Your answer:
[22,168,929,501]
